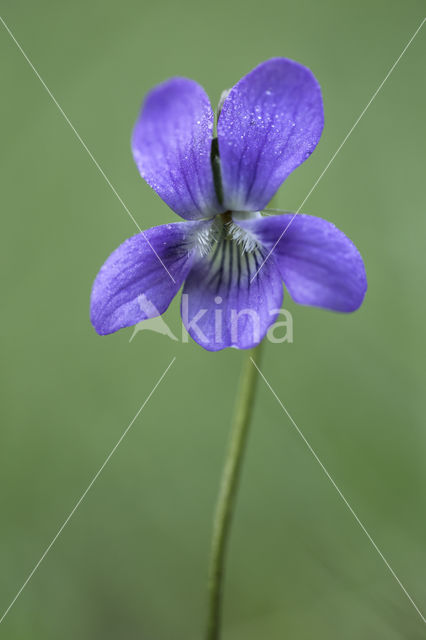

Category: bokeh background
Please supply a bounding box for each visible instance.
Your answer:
[1,1,425,638]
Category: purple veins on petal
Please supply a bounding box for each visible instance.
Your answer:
[181,218,283,350]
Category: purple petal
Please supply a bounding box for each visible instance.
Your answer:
[218,58,324,211]
[236,214,367,312]
[181,237,283,350]
[91,221,208,334]
[132,78,223,220]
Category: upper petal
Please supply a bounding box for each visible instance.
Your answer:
[91,221,208,334]
[132,78,224,220]
[218,58,324,211]
[236,214,367,312]
[181,233,283,350]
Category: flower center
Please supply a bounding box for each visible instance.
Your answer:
[196,211,260,257]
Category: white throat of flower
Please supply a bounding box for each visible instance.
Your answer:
[195,211,261,257]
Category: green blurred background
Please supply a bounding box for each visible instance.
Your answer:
[1,0,425,638]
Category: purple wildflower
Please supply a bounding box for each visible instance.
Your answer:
[90,58,367,351]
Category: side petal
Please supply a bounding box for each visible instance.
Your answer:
[132,78,224,220]
[236,214,367,312]
[218,58,324,211]
[181,237,283,351]
[91,221,207,334]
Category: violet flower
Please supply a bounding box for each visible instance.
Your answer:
[90,58,367,350]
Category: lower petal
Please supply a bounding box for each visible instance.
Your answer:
[181,235,283,350]
[236,214,367,312]
[91,221,208,334]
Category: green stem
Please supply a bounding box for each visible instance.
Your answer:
[206,342,263,640]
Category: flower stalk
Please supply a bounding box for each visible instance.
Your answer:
[206,342,263,640]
